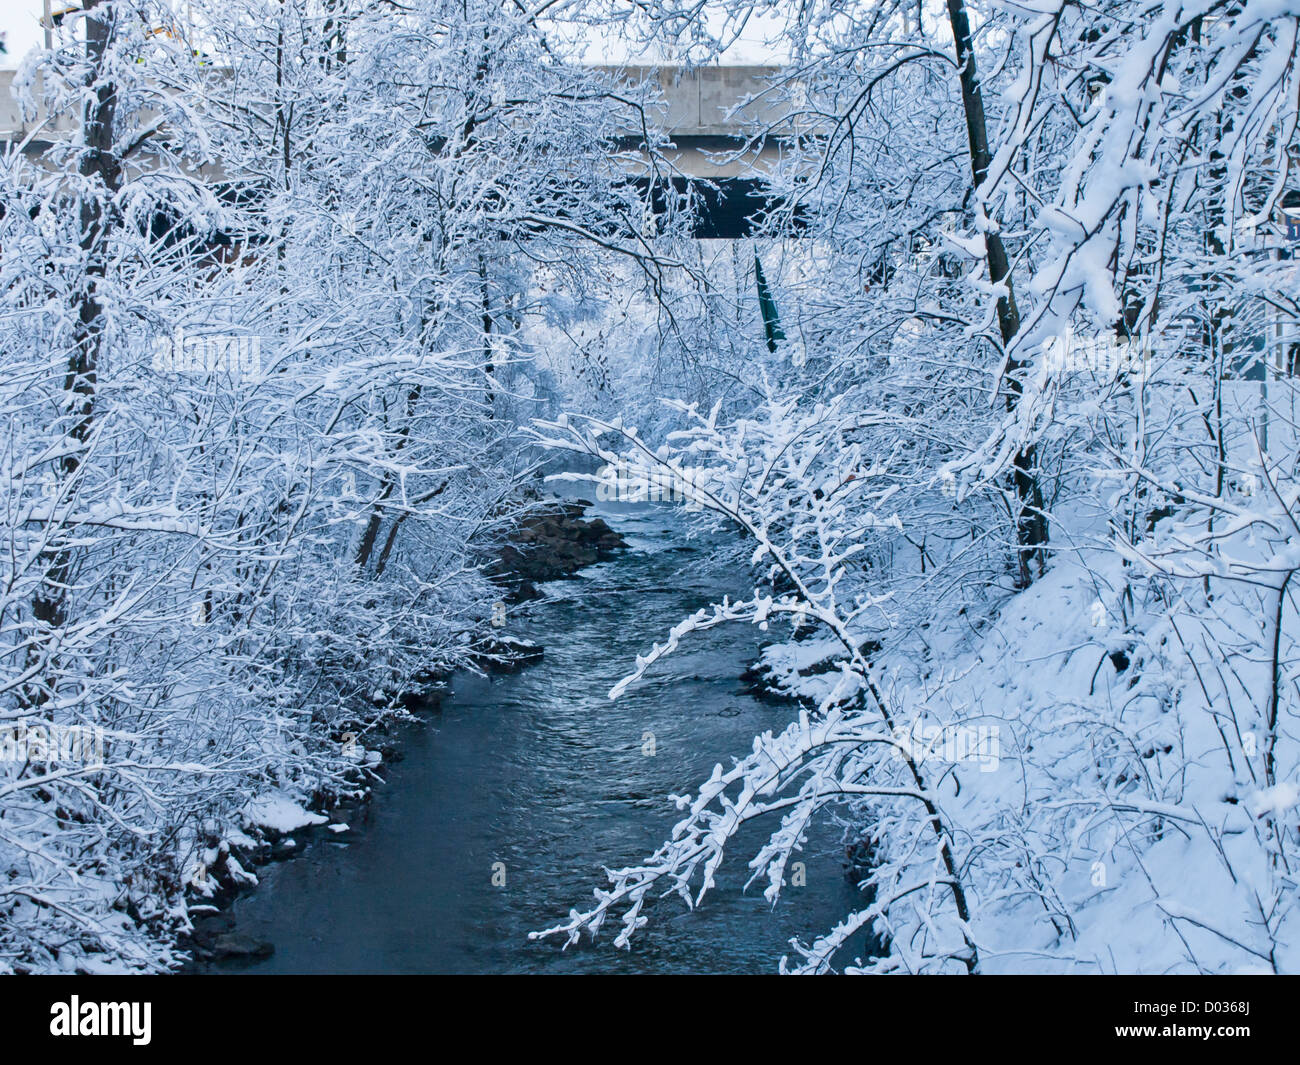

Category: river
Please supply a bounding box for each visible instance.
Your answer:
[218,501,865,974]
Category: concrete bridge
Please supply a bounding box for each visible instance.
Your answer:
[599,65,790,175]
[601,65,798,237]
[0,64,795,238]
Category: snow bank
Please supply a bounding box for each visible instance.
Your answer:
[242,792,329,834]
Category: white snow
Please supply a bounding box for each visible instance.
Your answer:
[242,793,328,834]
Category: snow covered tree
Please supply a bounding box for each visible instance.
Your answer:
[531,0,1300,973]
[0,0,670,972]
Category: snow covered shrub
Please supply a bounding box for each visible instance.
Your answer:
[0,0,664,971]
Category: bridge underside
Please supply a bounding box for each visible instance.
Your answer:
[123,172,805,249]
[633,175,804,239]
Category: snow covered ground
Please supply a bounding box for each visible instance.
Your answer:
[741,508,1298,972]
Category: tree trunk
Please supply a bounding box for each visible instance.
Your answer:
[28,0,119,704]
[945,0,1047,587]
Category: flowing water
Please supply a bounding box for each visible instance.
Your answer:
[220,502,864,974]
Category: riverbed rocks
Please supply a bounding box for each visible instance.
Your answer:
[489,500,627,601]
[739,636,883,703]
[475,499,623,664]
[185,906,274,964]
[470,634,545,673]
[270,837,299,861]
[207,933,275,961]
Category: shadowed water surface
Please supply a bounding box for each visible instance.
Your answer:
[222,503,863,973]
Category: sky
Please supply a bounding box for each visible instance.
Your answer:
[1,1,47,67]
[0,1,788,68]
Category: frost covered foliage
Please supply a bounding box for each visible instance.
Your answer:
[0,0,656,971]
[533,0,1300,972]
[526,242,781,435]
